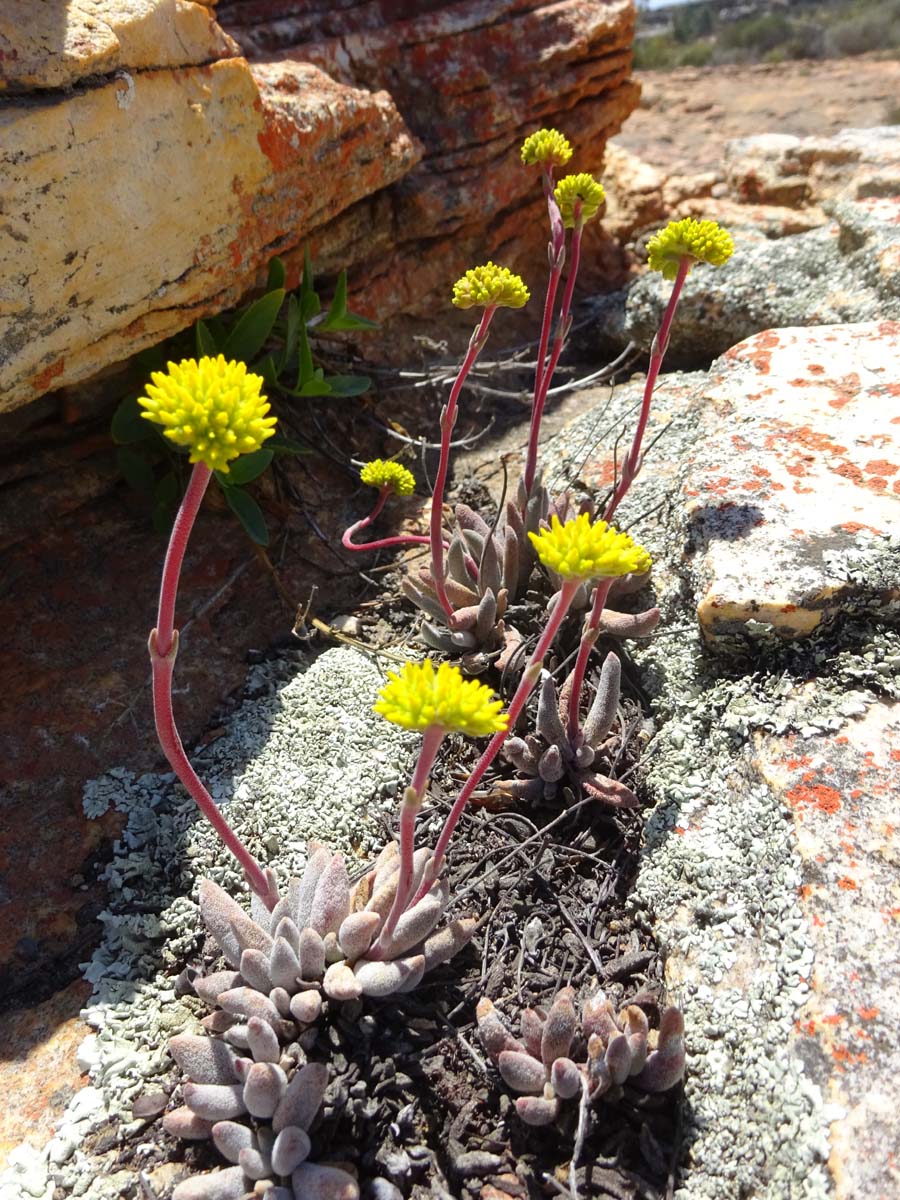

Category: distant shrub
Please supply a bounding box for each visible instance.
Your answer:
[680,41,714,67]
[825,6,900,56]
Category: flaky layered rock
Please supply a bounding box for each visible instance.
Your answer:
[1,0,639,413]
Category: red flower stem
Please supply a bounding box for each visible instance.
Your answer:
[375,724,446,952]
[430,307,497,621]
[342,486,445,554]
[413,577,582,903]
[523,168,566,498]
[148,461,274,906]
[604,257,691,523]
[565,576,614,741]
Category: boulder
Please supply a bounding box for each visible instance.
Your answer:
[0,0,639,414]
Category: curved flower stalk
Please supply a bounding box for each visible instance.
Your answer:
[142,356,279,907]
[501,655,639,808]
[476,987,685,1128]
[604,218,734,523]
[341,459,434,554]
[429,264,529,622]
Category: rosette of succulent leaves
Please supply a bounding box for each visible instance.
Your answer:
[476,986,685,1128]
[500,651,640,808]
[161,841,473,1199]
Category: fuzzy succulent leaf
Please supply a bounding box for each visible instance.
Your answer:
[172,1165,248,1200]
[183,1083,247,1122]
[604,1033,633,1085]
[353,954,425,997]
[621,1005,649,1074]
[476,998,525,1059]
[323,960,364,1001]
[247,1016,281,1064]
[379,892,444,960]
[243,1062,287,1119]
[291,1162,360,1200]
[597,606,661,639]
[538,744,565,784]
[536,671,567,749]
[289,990,323,1025]
[541,987,577,1067]
[198,881,249,968]
[273,916,301,955]
[455,503,491,538]
[218,987,281,1029]
[230,911,273,959]
[498,1050,546,1095]
[474,588,499,644]
[550,1056,584,1100]
[272,1061,329,1134]
[337,911,381,961]
[163,1107,215,1140]
[580,773,639,808]
[271,1125,312,1175]
[169,1034,240,1086]
[582,990,619,1042]
[417,916,476,971]
[520,1008,545,1060]
[635,1007,686,1092]
[295,845,331,930]
[514,1095,560,1127]
[239,948,273,994]
[308,853,351,937]
[583,651,621,748]
[193,970,242,1008]
[269,936,302,991]
[211,1120,255,1164]
[297,927,326,981]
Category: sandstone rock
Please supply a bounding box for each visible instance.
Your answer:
[0,0,639,414]
[0,0,236,90]
[620,196,900,366]
[600,141,666,245]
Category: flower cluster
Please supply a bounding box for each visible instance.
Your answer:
[139,355,276,473]
[451,262,530,310]
[375,659,507,737]
[521,128,573,168]
[553,173,606,228]
[359,458,416,496]
[647,217,735,280]
[529,513,651,582]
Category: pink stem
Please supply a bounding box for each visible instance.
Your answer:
[342,486,447,554]
[412,578,582,903]
[604,257,691,523]
[149,462,275,906]
[566,576,614,741]
[523,168,566,498]
[375,724,445,952]
[430,307,497,621]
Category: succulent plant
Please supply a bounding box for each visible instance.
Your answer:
[476,986,685,1127]
[500,655,639,808]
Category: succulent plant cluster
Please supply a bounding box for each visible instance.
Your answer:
[476,987,686,1127]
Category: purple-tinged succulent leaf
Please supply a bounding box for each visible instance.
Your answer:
[323,961,363,1001]
[270,986,292,1017]
[168,1034,239,1086]
[574,743,595,769]
[586,1033,613,1097]
[550,1056,584,1100]
[291,1162,360,1200]
[193,971,242,1008]
[308,854,351,937]
[201,1011,238,1035]
[604,1033,633,1085]
[502,736,535,774]
[583,652,621,748]
[323,930,343,964]
[242,1061,287,1119]
[538,744,565,783]
[274,916,302,956]
[502,526,519,600]
[338,911,380,962]
[635,1007,685,1093]
[223,1026,251,1052]
[450,605,479,632]
[218,986,281,1028]
[498,1050,546,1095]
[268,878,299,936]
[238,1145,272,1180]
[478,535,502,598]
[460,527,485,563]
[620,1005,649,1074]
[295,845,331,930]
[172,1165,248,1200]
[211,1120,255,1164]
[247,1016,281,1064]
[371,842,399,890]
[580,773,639,808]
[582,990,619,1042]
[297,927,326,981]
[353,954,425,997]
[443,576,480,610]
[598,606,660,639]
[289,989,323,1025]
[183,1083,247,1122]
[541,987,577,1067]
[475,998,524,1060]
[272,1061,329,1134]
[379,892,444,960]
[162,1106,214,1140]
[520,1008,545,1060]
[229,911,273,959]
[269,936,302,991]
[198,881,249,969]
[239,948,274,995]
[514,1095,559,1127]
[401,576,449,622]
[416,916,476,971]
[271,1125,312,1175]
[474,588,498,644]
[455,502,492,538]
[536,671,567,749]
[230,1055,252,1081]
[496,776,544,802]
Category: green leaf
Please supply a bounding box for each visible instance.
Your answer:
[317,270,379,332]
[214,447,273,486]
[116,446,156,495]
[297,378,333,396]
[222,288,285,363]
[299,244,320,322]
[134,345,169,374]
[296,319,315,388]
[255,354,279,388]
[269,435,312,456]
[111,394,155,444]
[222,485,269,545]
[279,294,301,375]
[195,319,219,357]
[266,256,286,292]
[325,374,371,397]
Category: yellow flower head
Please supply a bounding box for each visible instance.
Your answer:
[139,355,276,474]
[359,459,415,497]
[452,262,530,310]
[374,660,508,737]
[554,173,606,228]
[521,128,573,168]
[647,218,735,281]
[528,513,651,582]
